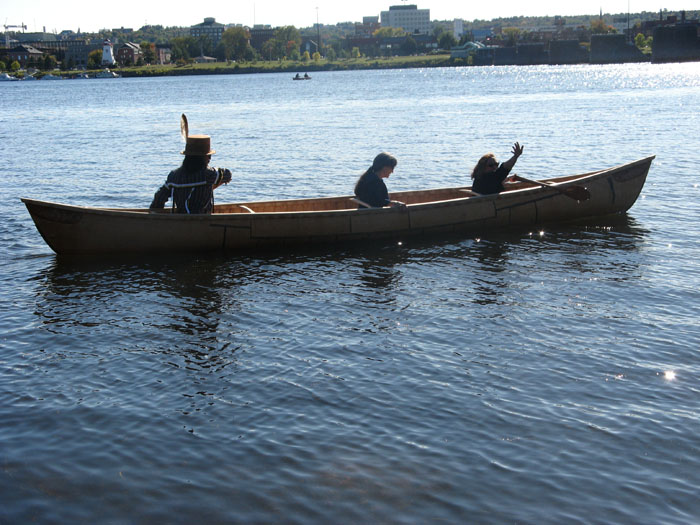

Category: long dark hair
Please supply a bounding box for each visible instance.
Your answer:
[181,154,209,174]
[471,153,496,179]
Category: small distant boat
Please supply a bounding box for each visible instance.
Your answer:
[0,72,19,81]
[95,69,120,78]
[22,157,653,256]
[293,73,311,80]
[73,73,90,79]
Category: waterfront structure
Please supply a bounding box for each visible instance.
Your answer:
[190,17,225,46]
[590,34,645,63]
[102,39,116,66]
[652,16,700,62]
[380,5,430,35]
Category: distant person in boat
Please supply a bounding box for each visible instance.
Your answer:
[354,152,406,209]
[471,142,524,195]
[149,134,232,214]
[304,73,310,79]
[295,73,301,79]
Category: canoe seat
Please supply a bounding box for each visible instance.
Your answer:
[460,189,481,197]
[240,205,255,213]
[350,197,373,209]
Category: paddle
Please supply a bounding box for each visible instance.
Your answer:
[512,174,590,202]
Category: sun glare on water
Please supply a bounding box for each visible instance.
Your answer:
[664,370,676,381]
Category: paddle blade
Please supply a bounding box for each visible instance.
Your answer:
[180,114,189,141]
[563,185,591,201]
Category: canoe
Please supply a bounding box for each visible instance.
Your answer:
[22,156,653,256]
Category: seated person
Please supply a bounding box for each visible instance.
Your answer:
[471,142,524,195]
[150,134,231,214]
[354,152,406,209]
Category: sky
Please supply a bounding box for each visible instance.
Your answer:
[2,0,695,34]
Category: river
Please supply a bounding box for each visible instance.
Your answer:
[1,63,699,523]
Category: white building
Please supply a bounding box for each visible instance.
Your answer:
[101,39,115,66]
[380,4,430,35]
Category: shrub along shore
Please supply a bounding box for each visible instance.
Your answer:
[111,54,455,77]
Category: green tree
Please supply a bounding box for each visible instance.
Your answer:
[432,24,447,40]
[0,60,5,71]
[350,46,361,58]
[438,32,458,50]
[43,55,57,70]
[218,27,248,61]
[243,44,257,62]
[88,49,103,68]
[170,36,195,61]
[273,26,301,58]
[301,50,310,62]
[312,51,321,61]
[400,36,417,56]
[140,41,156,64]
[374,27,406,38]
[325,47,337,61]
[634,33,652,52]
[503,27,520,46]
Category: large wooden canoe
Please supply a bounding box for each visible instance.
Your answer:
[22,156,653,256]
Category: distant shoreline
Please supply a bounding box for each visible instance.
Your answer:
[16,52,699,80]
[115,55,455,78]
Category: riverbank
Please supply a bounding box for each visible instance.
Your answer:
[115,54,454,77]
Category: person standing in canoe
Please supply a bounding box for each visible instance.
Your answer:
[150,120,232,214]
[354,152,406,209]
[471,142,524,195]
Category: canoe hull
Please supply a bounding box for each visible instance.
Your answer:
[22,157,653,255]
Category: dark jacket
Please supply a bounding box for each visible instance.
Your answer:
[354,170,390,208]
[472,164,512,195]
[150,166,223,214]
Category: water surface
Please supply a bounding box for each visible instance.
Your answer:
[1,64,699,523]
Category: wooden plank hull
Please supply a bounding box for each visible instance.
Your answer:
[22,157,653,256]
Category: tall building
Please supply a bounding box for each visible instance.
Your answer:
[190,17,226,45]
[380,5,430,35]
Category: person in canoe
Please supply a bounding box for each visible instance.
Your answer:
[354,152,406,209]
[150,134,232,214]
[471,142,524,195]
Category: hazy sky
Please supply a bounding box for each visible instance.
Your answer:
[3,0,694,33]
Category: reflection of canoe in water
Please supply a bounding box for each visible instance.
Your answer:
[22,156,653,256]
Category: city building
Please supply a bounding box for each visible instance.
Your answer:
[6,44,44,67]
[190,17,225,45]
[380,5,430,35]
[156,45,172,65]
[249,25,274,51]
[63,40,102,68]
[355,16,380,36]
[116,42,142,65]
